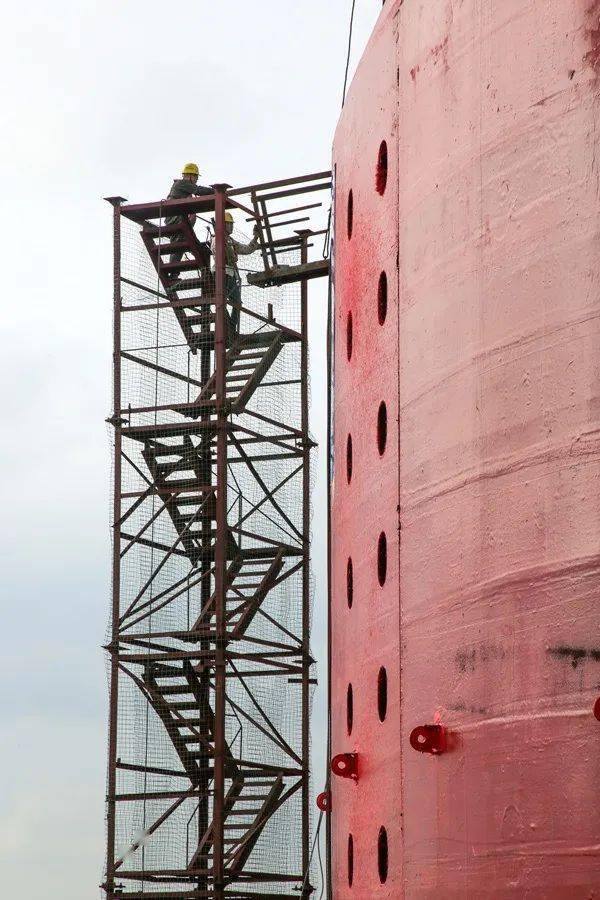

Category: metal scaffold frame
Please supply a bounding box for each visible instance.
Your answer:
[103,172,331,900]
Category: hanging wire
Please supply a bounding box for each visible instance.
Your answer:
[317,819,325,900]
[341,0,357,107]
[322,204,332,260]
[301,807,324,895]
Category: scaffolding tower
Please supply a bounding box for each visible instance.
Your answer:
[103,172,331,899]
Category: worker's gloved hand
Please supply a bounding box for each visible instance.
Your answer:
[253,223,260,238]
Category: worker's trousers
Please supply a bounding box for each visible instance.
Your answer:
[226,274,242,338]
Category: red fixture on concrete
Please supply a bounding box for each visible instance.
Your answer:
[409,724,447,755]
[316,791,331,812]
[331,753,358,782]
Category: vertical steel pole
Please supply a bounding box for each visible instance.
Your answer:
[212,184,229,898]
[325,241,335,900]
[299,230,311,895]
[325,241,334,900]
[198,214,213,896]
[105,196,125,897]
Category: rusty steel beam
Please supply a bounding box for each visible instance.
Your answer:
[104,195,125,899]
[228,169,332,196]
[299,231,311,898]
[212,184,228,899]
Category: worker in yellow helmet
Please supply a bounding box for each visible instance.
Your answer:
[165,164,213,277]
[211,211,261,337]
[168,162,212,202]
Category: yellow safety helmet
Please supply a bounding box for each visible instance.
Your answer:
[225,211,234,223]
[182,162,200,176]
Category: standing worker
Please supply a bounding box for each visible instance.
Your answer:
[212,212,261,337]
[165,163,212,282]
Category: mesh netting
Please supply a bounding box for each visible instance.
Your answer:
[107,211,314,896]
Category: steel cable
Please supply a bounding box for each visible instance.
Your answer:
[341,0,357,107]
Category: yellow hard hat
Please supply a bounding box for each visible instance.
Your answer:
[182,162,200,176]
[225,211,234,223]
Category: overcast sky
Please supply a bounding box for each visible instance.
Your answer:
[0,2,381,896]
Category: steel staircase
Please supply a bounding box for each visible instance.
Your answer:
[142,659,218,787]
[108,181,321,898]
[185,331,284,417]
[190,547,284,639]
[141,433,216,566]
[188,773,284,876]
[141,657,284,879]
[140,217,213,353]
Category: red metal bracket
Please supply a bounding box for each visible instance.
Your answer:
[316,791,331,811]
[331,752,358,780]
[410,724,447,755]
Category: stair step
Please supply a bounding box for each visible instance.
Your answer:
[227,806,265,814]
[181,736,214,748]
[171,277,207,292]
[186,314,216,325]
[236,779,278,786]
[225,374,252,383]
[243,558,278,566]
[179,513,216,522]
[154,673,188,682]
[162,259,205,272]
[174,498,216,509]
[144,478,215,492]
[229,362,258,371]
[235,352,264,362]
[160,685,194,695]
[154,241,190,254]
[142,224,184,237]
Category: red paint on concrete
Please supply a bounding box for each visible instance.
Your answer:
[584,7,600,75]
[331,0,600,895]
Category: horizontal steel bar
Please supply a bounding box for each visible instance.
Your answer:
[245,202,322,222]
[249,181,331,203]
[264,216,310,229]
[121,351,204,389]
[120,276,169,300]
[117,648,300,663]
[116,761,189,778]
[228,169,332,196]
[121,296,214,313]
[120,192,231,223]
[115,789,204,801]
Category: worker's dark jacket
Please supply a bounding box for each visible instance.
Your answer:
[165,179,212,227]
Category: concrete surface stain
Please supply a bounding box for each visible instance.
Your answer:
[584,2,600,74]
[457,643,506,673]
[548,645,600,668]
[430,36,450,73]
